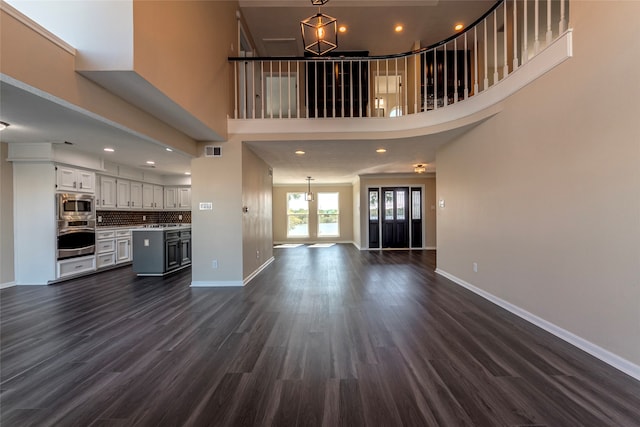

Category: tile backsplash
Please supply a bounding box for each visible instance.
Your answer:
[96,210,191,227]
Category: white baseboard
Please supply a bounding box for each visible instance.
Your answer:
[425,246,437,250]
[190,257,276,288]
[435,268,640,381]
[0,281,16,289]
[243,257,275,285]
[190,280,244,287]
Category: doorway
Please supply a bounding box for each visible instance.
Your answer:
[368,187,422,249]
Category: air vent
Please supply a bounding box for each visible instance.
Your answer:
[204,145,222,157]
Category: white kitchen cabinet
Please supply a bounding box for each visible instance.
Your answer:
[116,179,131,209]
[178,187,191,209]
[116,230,132,264]
[96,229,116,268]
[164,187,178,209]
[143,184,164,210]
[130,181,143,209]
[96,228,132,268]
[99,176,117,209]
[56,166,95,193]
[164,187,191,209]
[57,255,96,279]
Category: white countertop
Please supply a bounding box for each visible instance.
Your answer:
[132,224,191,231]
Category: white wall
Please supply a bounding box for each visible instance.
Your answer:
[436,0,640,373]
[0,142,15,287]
[191,139,243,286]
[12,162,57,284]
[6,0,134,70]
[242,145,273,279]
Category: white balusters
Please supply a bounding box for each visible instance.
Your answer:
[546,0,553,44]
[503,2,509,78]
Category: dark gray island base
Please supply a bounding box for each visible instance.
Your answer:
[132,225,191,276]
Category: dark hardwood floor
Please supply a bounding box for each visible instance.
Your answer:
[2,245,639,426]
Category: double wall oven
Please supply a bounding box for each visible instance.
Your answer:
[57,193,96,260]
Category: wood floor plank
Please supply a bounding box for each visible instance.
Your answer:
[2,245,640,426]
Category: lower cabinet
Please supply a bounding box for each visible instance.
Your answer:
[132,228,191,276]
[116,230,132,264]
[57,255,96,279]
[96,228,132,269]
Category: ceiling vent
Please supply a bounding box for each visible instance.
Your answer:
[204,145,222,157]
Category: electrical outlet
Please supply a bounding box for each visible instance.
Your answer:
[212,260,218,269]
[143,215,146,221]
[473,262,478,273]
[256,250,260,259]
[178,214,183,220]
[97,216,102,223]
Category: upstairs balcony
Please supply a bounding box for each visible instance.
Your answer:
[229,0,572,137]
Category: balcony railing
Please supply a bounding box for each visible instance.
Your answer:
[229,0,568,120]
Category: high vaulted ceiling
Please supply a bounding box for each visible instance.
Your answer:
[1,0,498,184]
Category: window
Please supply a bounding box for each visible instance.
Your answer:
[318,192,339,237]
[287,192,309,237]
[265,74,298,118]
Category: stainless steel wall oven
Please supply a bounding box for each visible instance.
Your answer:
[57,193,96,260]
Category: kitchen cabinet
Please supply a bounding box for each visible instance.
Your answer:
[96,228,132,268]
[116,229,132,263]
[129,182,143,209]
[180,230,191,264]
[164,187,191,209]
[132,226,191,275]
[98,176,117,209]
[116,179,142,209]
[116,179,131,208]
[56,166,95,193]
[142,184,163,210]
[56,255,96,279]
[96,229,116,269]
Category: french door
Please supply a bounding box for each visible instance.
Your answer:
[368,187,422,249]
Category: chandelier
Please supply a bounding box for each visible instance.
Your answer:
[301,0,338,56]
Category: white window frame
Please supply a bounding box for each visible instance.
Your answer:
[317,192,340,238]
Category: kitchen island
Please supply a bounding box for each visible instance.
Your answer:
[132,224,191,276]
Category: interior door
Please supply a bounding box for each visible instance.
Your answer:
[410,187,423,248]
[368,189,380,248]
[381,187,409,248]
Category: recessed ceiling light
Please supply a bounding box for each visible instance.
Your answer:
[146,160,155,165]
[295,150,305,155]
[185,172,191,175]
[165,147,173,152]
[454,23,464,31]
[395,25,403,33]
[338,25,347,33]
[376,148,387,153]
[104,147,115,152]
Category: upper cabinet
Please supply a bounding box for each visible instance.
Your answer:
[99,176,117,209]
[142,184,163,210]
[56,166,95,193]
[164,187,191,210]
[96,175,190,212]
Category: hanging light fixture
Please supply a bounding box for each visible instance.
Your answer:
[414,164,427,174]
[305,176,315,201]
[301,0,338,56]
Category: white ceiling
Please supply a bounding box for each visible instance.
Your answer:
[0,0,496,183]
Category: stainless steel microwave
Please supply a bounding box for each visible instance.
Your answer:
[58,193,95,220]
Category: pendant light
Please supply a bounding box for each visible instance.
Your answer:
[301,0,338,56]
[305,176,314,201]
